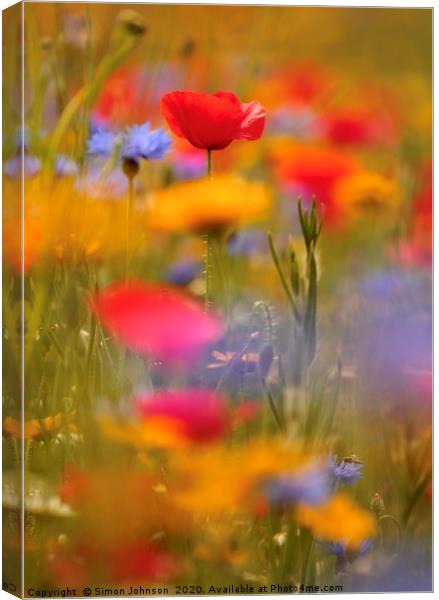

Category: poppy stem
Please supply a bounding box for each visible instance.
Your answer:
[204,149,213,310]
[207,149,212,178]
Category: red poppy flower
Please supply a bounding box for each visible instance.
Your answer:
[321,110,396,147]
[135,389,230,443]
[108,543,179,584]
[392,160,432,267]
[92,68,151,127]
[273,146,359,215]
[283,62,331,106]
[160,90,265,150]
[90,281,223,361]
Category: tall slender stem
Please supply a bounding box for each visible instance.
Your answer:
[204,149,213,310]
[207,148,212,178]
[203,233,213,311]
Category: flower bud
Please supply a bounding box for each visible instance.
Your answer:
[370,492,385,516]
[122,157,140,180]
[116,10,147,37]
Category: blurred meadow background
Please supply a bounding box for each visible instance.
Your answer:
[2,3,432,595]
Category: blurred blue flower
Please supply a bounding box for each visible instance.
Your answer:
[164,259,203,286]
[87,130,117,156]
[4,127,42,178]
[360,269,421,300]
[324,540,373,558]
[55,155,79,177]
[228,229,267,256]
[264,466,330,506]
[87,123,172,165]
[122,123,172,161]
[330,457,363,485]
[319,540,373,575]
[4,155,41,179]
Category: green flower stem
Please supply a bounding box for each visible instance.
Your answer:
[378,514,402,550]
[207,148,212,178]
[203,232,214,311]
[267,232,301,322]
[204,149,213,310]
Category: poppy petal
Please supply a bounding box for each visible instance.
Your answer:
[237,101,266,140]
[90,281,223,361]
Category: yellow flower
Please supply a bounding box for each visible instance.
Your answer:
[148,175,272,234]
[295,494,377,550]
[332,171,401,221]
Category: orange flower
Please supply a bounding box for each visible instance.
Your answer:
[295,494,376,550]
[3,217,43,273]
[332,170,401,222]
[148,175,272,234]
[3,411,77,440]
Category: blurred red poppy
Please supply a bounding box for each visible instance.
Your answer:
[161,90,265,150]
[135,389,230,443]
[321,110,396,147]
[92,68,151,127]
[273,145,359,213]
[282,62,332,106]
[90,281,223,361]
[108,543,179,584]
[393,160,432,267]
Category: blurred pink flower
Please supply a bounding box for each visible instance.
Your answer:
[90,281,223,361]
[135,389,230,443]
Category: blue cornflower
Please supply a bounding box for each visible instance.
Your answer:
[4,155,41,179]
[330,456,363,485]
[264,466,331,507]
[360,270,406,300]
[228,229,267,257]
[4,128,41,179]
[87,122,172,170]
[87,129,118,156]
[164,259,203,286]
[55,155,78,177]
[319,540,373,574]
[122,123,172,161]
